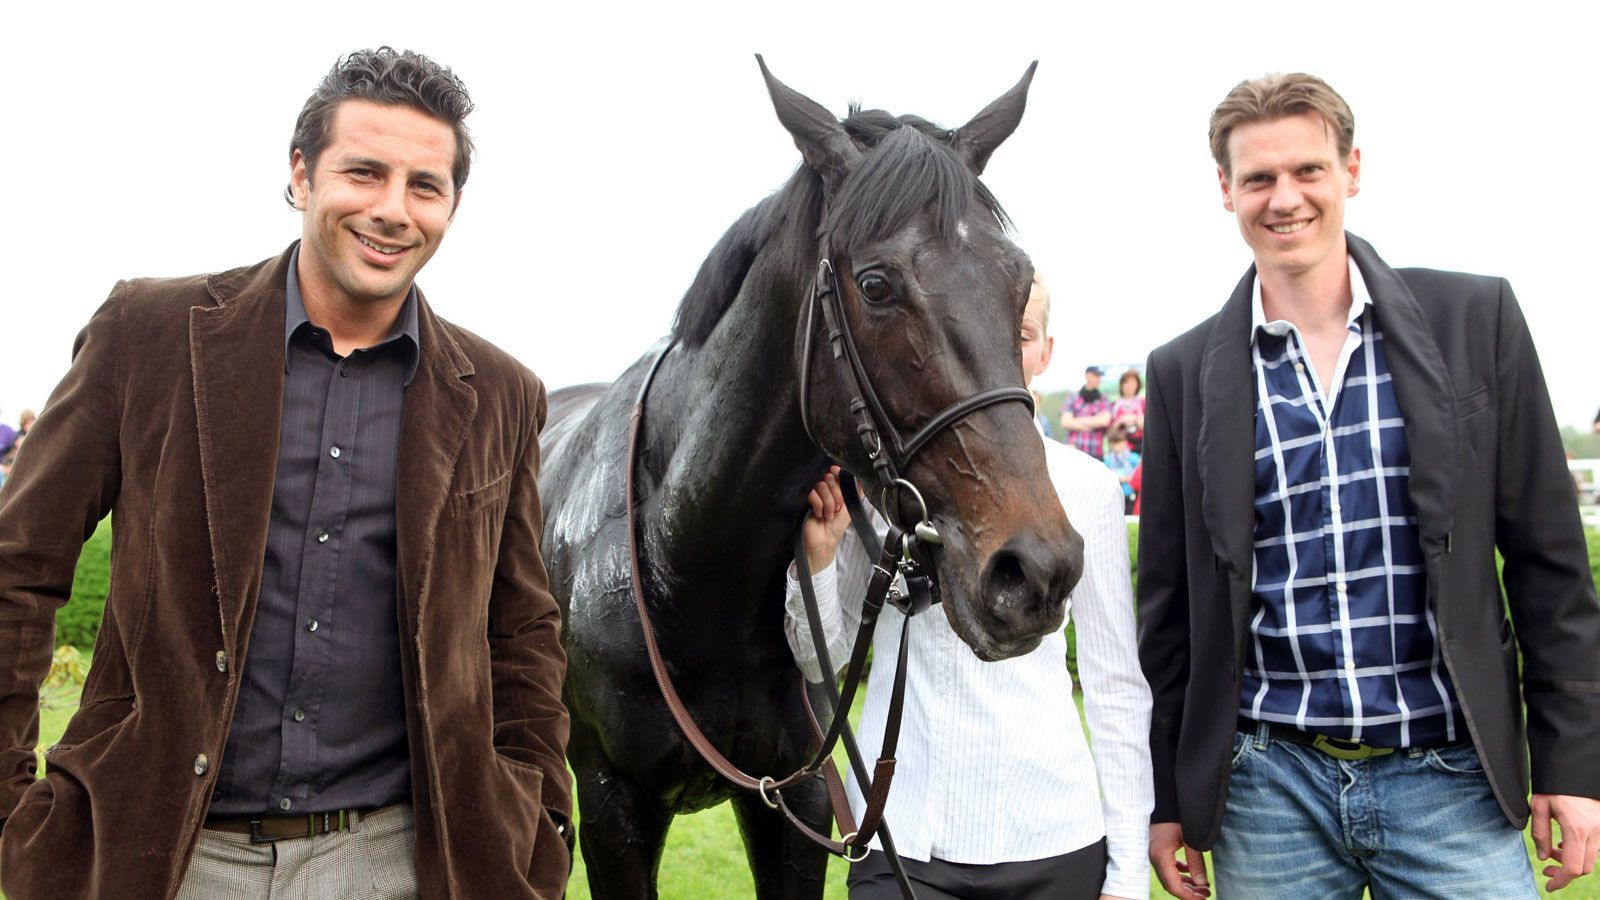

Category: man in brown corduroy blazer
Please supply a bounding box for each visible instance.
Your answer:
[0,48,571,899]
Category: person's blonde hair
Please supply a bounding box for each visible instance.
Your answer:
[1209,73,1355,178]
[1026,272,1051,335]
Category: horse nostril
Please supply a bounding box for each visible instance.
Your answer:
[981,548,1036,617]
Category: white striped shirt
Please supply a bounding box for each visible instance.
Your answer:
[784,436,1153,899]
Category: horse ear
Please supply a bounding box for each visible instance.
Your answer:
[954,61,1038,175]
[756,54,860,191]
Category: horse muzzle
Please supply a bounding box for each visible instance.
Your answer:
[965,528,1085,660]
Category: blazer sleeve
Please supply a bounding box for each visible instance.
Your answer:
[486,373,574,820]
[1490,279,1600,799]
[1136,346,1190,824]
[0,289,124,829]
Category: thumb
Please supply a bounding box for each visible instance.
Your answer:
[1186,844,1210,889]
[1532,795,1553,861]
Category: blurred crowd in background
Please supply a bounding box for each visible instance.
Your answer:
[0,408,34,488]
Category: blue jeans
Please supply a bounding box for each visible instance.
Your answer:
[1212,724,1534,899]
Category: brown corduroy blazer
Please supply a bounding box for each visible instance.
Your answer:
[0,246,572,899]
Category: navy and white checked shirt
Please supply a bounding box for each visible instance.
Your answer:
[1240,258,1460,748]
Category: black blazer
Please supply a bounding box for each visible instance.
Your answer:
[1137,233,1600,848]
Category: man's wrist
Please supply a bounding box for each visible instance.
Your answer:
[549,809,575,856]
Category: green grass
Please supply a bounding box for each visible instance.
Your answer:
[54,519,110,650]
[31,682,1595,899]
[34,522,1600,897]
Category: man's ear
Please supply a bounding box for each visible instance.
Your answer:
[290,149,310,211]
[449,186,464,221]
[1345,147,1362,197]
[1219,166,1235,213]
[1037,335,1055,377]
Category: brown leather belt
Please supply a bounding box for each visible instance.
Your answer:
[205,806,377,844]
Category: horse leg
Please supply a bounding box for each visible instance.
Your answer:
[574,759,674,900]
[730,776,832,900]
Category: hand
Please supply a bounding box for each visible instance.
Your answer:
[1533,793,1600,891]
[801,466,851,573]
[1150,822,1210,898]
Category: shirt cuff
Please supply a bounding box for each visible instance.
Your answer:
[784,557,838,610]
[1101,827,1151,900]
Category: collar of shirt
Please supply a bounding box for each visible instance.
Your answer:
[1250,255,1373,343]
[284,245,422,385]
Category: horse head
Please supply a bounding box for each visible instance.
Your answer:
[759,57,1086,662]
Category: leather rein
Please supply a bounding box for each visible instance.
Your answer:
[623,250,1034,889]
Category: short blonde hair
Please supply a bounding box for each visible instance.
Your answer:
[1026,272,1051,336]
[1209,73,1355,178]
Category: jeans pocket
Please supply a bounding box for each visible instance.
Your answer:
[1230,731,1255,771]
[1424,743,1485,777]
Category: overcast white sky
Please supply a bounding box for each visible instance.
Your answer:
[3,1,1596,430]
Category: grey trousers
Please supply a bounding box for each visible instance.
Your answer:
[176,804,418,900]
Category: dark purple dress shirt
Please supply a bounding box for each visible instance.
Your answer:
[210,248,420,816]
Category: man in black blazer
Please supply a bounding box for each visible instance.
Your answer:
[1139,72,1600,898]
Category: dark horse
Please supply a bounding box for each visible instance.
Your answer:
[538,59,1084,898]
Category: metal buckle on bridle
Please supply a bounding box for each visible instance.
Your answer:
[758,775,781,810]
[839,831,871,863]
[880,478,941,545]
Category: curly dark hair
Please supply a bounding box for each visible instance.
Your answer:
[285,47,475,208]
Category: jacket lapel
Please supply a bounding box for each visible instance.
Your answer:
[1198,266,1260,637]
[395,294,477,624]
[1347,234,1459,551]
[191,248,292,643]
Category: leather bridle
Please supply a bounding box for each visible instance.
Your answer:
[623,246,1034,898]
[798,253,1035,527]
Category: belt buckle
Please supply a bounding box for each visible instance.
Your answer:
[246,819,277,845]
[1311,734,1394,761]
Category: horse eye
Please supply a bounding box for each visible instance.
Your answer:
[858,274,894,305]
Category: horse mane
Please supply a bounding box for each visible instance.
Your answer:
[671,106,1010,347]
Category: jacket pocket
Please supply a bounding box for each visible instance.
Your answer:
[48,694,136,756]
[1456,385,1490,419]
[493,753,546,878]
[449,470,512,518]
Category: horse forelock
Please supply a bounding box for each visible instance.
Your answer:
[670,107,1010,348]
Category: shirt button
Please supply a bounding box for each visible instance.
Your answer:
[1331,502,1342,514]
[1345,660,1357,672]
[329,446,342,459]
[215,651,228,673]
[194,754,209,776]
[1294,362,1306,373]
[279,798,293,812]
[1337,581,1348,595]
[293,709,306,723]
[306,618,319,632]
[317,530,329,543]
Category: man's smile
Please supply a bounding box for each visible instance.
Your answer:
[355,232,409,256]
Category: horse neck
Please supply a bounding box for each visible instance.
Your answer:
[643,253,828,613]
